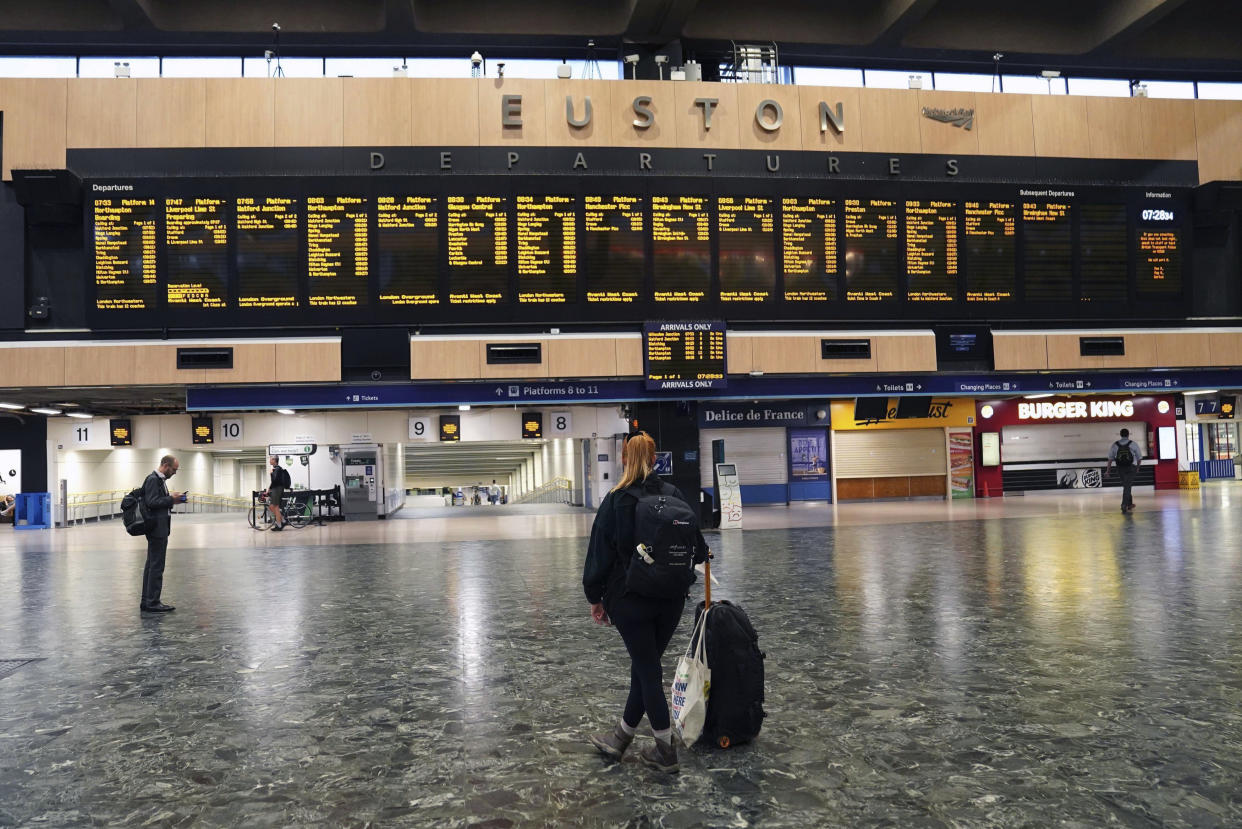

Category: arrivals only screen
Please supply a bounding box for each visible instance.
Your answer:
[85,177,1189,327]
[643,321,727,391]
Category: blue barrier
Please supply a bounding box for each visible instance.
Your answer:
[1196,459,1236,480]
[14,492,51,530]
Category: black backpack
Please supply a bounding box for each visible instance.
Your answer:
[693,599,766,748]
[120,486,150,536]
[623,483,700,599]
[1115,440,1135,468]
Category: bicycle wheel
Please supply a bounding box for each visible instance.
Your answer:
[286,498,312,528]
[249,504,271,530]
[247,505,260,529]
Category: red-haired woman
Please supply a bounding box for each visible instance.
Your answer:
[583,431,708,773]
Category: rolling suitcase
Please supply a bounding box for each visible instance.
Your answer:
[692,560,766,748]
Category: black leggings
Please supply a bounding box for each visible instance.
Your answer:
[609,593,685,732]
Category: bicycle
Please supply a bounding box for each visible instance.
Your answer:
[248,492,312,530]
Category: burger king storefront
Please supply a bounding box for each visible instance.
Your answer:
[974,396,1179,496]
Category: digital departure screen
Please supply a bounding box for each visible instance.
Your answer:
[377,195,438,306]
[651,195,710,303]
[905,200,957,302]
[165,197,228,309]
[84,177,1191,325]
[307,195,368,307]
[843,199,899,302]
[584,195,644,303]
[447,195,508,305]
[643,321,727,391]
[781,197,838,302]
[236,195,298,308]
[516,195,576,304]
[93,196,158,310]
[1079,204,1128,303]
[717,196,774,303]
[964,201,1015,302]
[1022,201,1072,302]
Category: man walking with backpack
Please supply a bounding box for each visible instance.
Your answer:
[1105,428,1143,513]
[141,454,187,612]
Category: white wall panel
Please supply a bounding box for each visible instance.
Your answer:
[833,429,947,478]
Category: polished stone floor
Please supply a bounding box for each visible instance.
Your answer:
[2,487,1241,827]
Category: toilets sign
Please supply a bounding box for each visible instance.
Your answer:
[1017,400,1135,421]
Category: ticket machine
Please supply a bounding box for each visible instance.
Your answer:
[342,446,380,521]
[715,462,743,529]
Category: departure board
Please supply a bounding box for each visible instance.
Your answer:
[905,200,957,302]
[307,196,368,307]
[236,196,298,308]
[964,201,1015,302]
[1137,214,1182,295]
[516,195,576,304]
[843,199,899,301]
[584,195,644,303]
[1022,202,1072,302]
[652,196,710,303]
[447,195,508,305]
[781,197,838,302]
[165,197,228,309]
[94,196,158,310]
[1079,204,1128,303]
[717,196,775,302]
[377,195,439,306]
[643,321,727,391]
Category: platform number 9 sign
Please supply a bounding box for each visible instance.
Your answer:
[550,411,572,435]
[408,416,434,443]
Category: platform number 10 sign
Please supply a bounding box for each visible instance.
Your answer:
[219,418,243,442]
[550,411,573,435]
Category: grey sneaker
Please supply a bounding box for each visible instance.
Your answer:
[589,725,634,760]
[639,738,680,773]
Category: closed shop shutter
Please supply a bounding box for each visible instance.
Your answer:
[834,429,946,477]
[699,428,787,485]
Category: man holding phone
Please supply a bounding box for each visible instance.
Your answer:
[141,454,187,613]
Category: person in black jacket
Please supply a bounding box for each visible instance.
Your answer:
[141,454,187,613]
[584,432,708,773]
[267,456,292,530]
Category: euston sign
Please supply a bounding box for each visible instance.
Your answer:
[1017,400,1135,420]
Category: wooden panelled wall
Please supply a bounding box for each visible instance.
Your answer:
[0,78,1239,181]
[993,330,1242,371]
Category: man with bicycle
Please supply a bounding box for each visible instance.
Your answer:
[267,456,292,530]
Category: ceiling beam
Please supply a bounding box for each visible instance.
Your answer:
[625,0,701,46]
[1089,0,1193,53]
[871,0,940,47]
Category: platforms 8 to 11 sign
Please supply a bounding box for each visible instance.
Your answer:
[642,321,727,391]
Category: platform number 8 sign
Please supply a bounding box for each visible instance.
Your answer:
[550,411,572,435]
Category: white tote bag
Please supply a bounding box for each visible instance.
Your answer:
[671,607,711,744]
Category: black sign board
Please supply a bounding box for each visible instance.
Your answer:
[109,418,132,446]
[191,416,214,445]
[439,414,461,442]
[643,321,727,391]
[521,412,543,439]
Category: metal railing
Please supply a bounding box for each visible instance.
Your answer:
[1196,459,1237,480]
[63,490,250,525]
[512,477,573,505]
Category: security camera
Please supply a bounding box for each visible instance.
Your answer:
[271,22,281,31]
[993,52,1004,62]
[470,51,483,66]
[624,54,639,64]
[653,55,668,64]
[497,62,505,77]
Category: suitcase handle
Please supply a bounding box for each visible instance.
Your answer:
[704,557,711,608]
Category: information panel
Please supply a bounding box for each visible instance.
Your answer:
[1079,204,1128,303]
[236,195,298,308]
[652,195,710,303]
[905,200,957,302]
[717,196,774,303]
[1138,207,1182,295]
[843,198,899,302]
[447,195,508,305]
[643,321,727,391]
[165,197,228,309]
[94,196,158,310]
[1022,201,1072,302]
[584,194,644,303]
[377,195,438,306]
[307,195,368,307]
[964,201,1015,302]
[516,194,576,304]
[781,197,838,302]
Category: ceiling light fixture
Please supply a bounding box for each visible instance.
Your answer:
[0,403,25,410]
[1023,394,1054,399]
[458,405,471,411]
[30,408,63,415]
[277,408,296,415]
[66,412,94,419]
[1183,389,1219,396]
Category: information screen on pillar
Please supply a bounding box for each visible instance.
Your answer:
[583,194,644,303]
[843,198,899,302]
[521,412,543,439]
[651,195,711,303]
[447,195,509,305]
[643,321,727,391]
[109,418,132,446]
[191,416,214,445]
[84,176,1191,326]
[717,196,775,303]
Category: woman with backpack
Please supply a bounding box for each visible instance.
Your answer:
[583,431,709,773]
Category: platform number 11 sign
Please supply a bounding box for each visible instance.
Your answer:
[74,422,93,446]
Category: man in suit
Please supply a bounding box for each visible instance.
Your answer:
[142,454,187,613]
